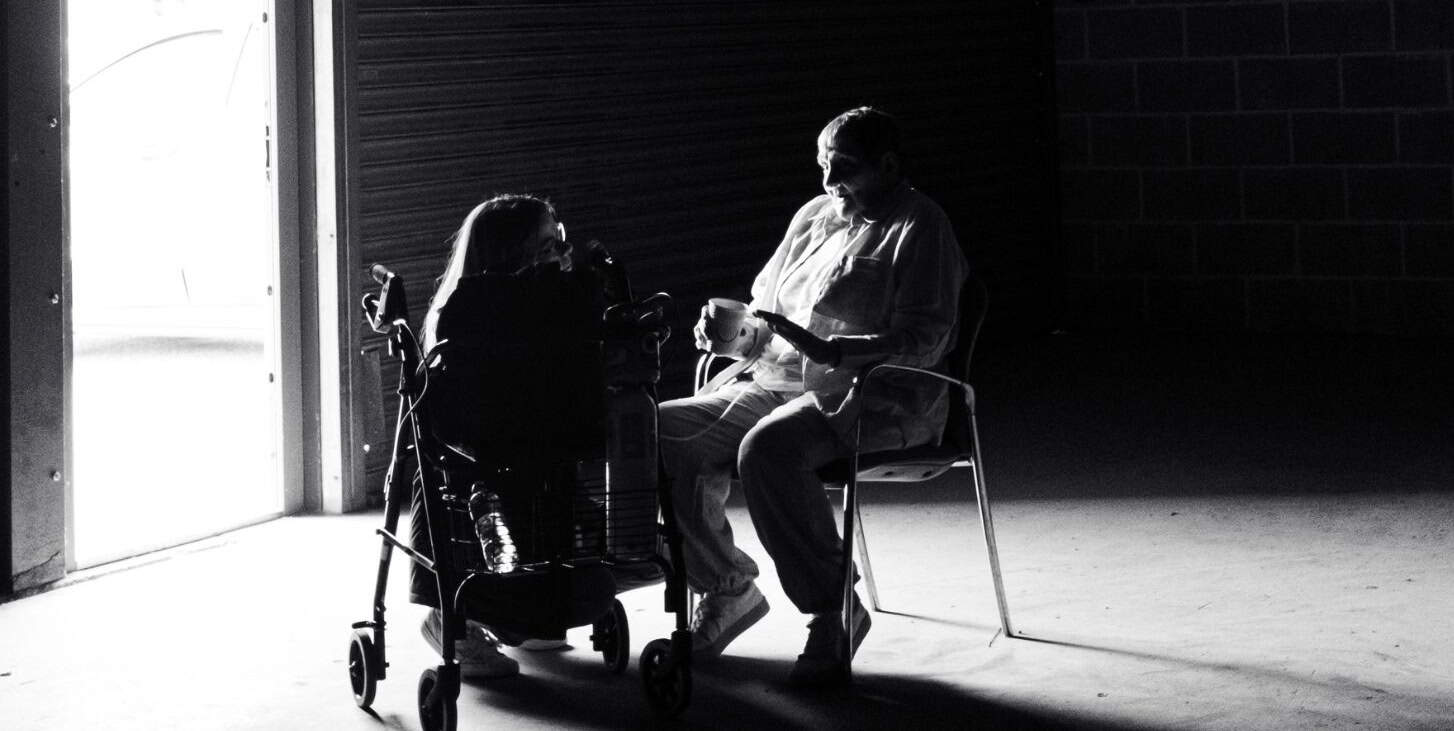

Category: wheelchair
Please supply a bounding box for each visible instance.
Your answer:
[346,263,694,729]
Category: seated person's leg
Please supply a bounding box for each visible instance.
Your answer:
[418,607,519,679]
[461,567,615,646]
[409,488,520,678]
[659,381,783,656]
[737,396,851,614]
[410,469,616,670]
[737,395,869,685]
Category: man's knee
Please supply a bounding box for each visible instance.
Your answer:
[738,406,844,486]
[737,417,802,480]
[657,397,690,436]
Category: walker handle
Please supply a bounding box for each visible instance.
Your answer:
[635,292,671,326]
[370,263,394,285]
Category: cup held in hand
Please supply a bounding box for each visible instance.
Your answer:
[705,297,749,355]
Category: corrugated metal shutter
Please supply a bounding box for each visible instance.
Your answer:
[342,0,1056,487]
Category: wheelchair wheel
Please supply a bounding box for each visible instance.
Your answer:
[640,638,691,717]
[347,629,377,709]
[591,599,630,674]
[417,667,458,731]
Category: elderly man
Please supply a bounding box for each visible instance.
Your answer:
[660,107,967,687]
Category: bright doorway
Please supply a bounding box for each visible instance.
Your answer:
[67,0,283,567]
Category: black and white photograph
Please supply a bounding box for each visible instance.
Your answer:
[3,1,1452,729]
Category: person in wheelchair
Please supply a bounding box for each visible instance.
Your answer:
[660,107,968,687]
[411,193,634,679]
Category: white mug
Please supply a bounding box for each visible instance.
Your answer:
[705,298,750,354]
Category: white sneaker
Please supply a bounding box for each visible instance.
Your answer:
[420,609,520,679]
[691,583,769,658]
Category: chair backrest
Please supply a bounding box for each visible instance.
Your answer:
[938,275,989,451]
[948,275,990,384]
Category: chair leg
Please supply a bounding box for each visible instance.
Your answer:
[839,473,859,679]
[969,412,1014,638]
[853,499,881,612]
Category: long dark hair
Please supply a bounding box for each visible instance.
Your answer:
[424,194,556,350]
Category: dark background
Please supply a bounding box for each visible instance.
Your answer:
[341,1,1063,485]
[348,0,1453,487]
[1054,0,1453,335]
[5,0,1453,593]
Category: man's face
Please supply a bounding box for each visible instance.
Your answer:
[818,134,894,218]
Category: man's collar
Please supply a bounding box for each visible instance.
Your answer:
[858,179,909,223]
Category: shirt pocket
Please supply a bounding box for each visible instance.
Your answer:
[814,255,888,326]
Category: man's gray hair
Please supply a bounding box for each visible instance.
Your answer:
[819,106,902,160]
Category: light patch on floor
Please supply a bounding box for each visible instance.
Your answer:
[2,483,1451,730]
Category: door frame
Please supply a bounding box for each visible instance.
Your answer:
[60,0,307,570]
[313,0,368,514]
[5,0,67,593]
[3,0,308,593]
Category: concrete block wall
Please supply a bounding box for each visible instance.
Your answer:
[1053,1,1454,335]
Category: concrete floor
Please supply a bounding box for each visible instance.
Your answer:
[3,331,1452,730]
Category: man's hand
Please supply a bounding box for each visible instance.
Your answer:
[692,305,713,352]
[754,310,841,366]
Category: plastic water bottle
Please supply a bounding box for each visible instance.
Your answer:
[468,485,517,573]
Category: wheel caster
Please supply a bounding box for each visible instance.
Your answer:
[591,599,631,674]
[347,629,378,709]
[417,667,458,731]
[640,637,691,717]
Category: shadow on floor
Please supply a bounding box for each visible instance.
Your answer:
[448,648,1142,731]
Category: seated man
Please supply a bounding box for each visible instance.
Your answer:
[412,193,630,678]
[659,107,967,687]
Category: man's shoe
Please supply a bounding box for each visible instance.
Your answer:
[420,609,520,679]
[786,594,871,688]
[690,583,770,658]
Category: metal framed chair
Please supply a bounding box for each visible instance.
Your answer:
[692,276,1013,679]
[815,275,1014,679]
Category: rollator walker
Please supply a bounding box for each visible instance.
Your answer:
[346,263,694,729]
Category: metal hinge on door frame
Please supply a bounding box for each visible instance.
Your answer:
[262,5,273,182]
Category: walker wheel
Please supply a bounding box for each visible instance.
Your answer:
[591,599,631,674]
[347,629,377,709]
[417,667,458,731]
[640,638,691,717]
